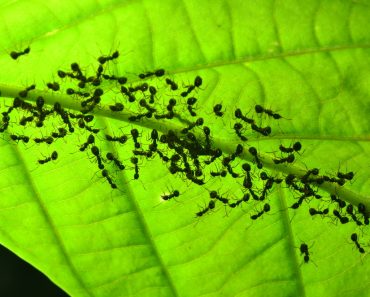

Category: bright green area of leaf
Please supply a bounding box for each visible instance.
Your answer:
[0,1,370,297]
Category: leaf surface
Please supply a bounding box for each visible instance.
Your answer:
[0,1,370,297]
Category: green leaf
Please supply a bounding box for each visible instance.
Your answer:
[1,1,370,297]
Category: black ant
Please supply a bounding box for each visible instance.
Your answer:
[106,153,125,170]
[78,80,87,89]
[187,97,197,106]
[128,112,151,122]
[346,204,363,226]
[138,69,165,79]
[154,111,174,121]
[329,194,346,208]
[230,144,243,161]
[309,207,329,216]
[19,84,36,98]
[259,177,276,200]
[91,146,104,170]
[260,172,269,180]
[300,243,310,263]
[102,74,127,85]
[161,190,180,201]
[95,64,104,79]
[66,88,90,97]
[157,151,170,163]
[290,194,308,209]
[109,102,124,112]
[181,117,203,134]
[10,47,30,60]
[185,172,205,186]
[300,168,319,183]
[228,193,250,208]
[10,134,29,143]
[165,78,178,90]
[98,50,119,64]
[155,69,166,77]
[209,190,229,205]
[57,70,68,79]
[357,203,369,225]
[150,129,159,142]
[223,162,239,178]
[105,134,128,144]
[80,89,103,107]
[34,136,54,145]
[251,203,270,220]
[51,128,67,139]
[251,124,271,136]
[102,169,117,189]
[2,113,11,123]
[130,129,141,149]
[186,97,197,117]
[333,210,349,224]
[351,233,365,254]
[204,148,222,165]
[131,157,140,179]
[139,99,156,113]
[1,114,10,132]
[180,84,196,97]
[154,98,176,120]
[166,98,177,112]
[84,125,100,134]
[149,86,157,104]
[181,76,202,97]
[203,126,212,150]
[70,62,82,74]
[234,108,254,124]
[242,163,253,189]
[322,175,346,186]
[279,142,302,153]
[14,97,33,110]
[194,76,202,88]
[210,170,227,177]
[255,104,283,119]
[170,154,181,165]
[60,112,74,133]
[132,150,153,158]
[35,96,45,110]
[148,129,159,152]
[354,206,366,221]
[248,147,263,169]
[85,114,95,122]
[38,151,58,164]
[213,104,224,117]
[248,188,260,201]
[196,200,216,217]
[150,129,158,143]
[273,154,295,164]
[53,102,70,126]
[80,134,95,152]
[132,83,149,93]
[233,123,248,142]
[92,87,104,98]
[168,163,184,175]
[124,91,136,103]
[46,82,60,91]
[337,171,354,181]
[69,113,93,122]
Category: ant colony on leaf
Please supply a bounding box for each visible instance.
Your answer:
[1,46,369,263]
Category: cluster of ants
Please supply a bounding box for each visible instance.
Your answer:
[2,46,369,264]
